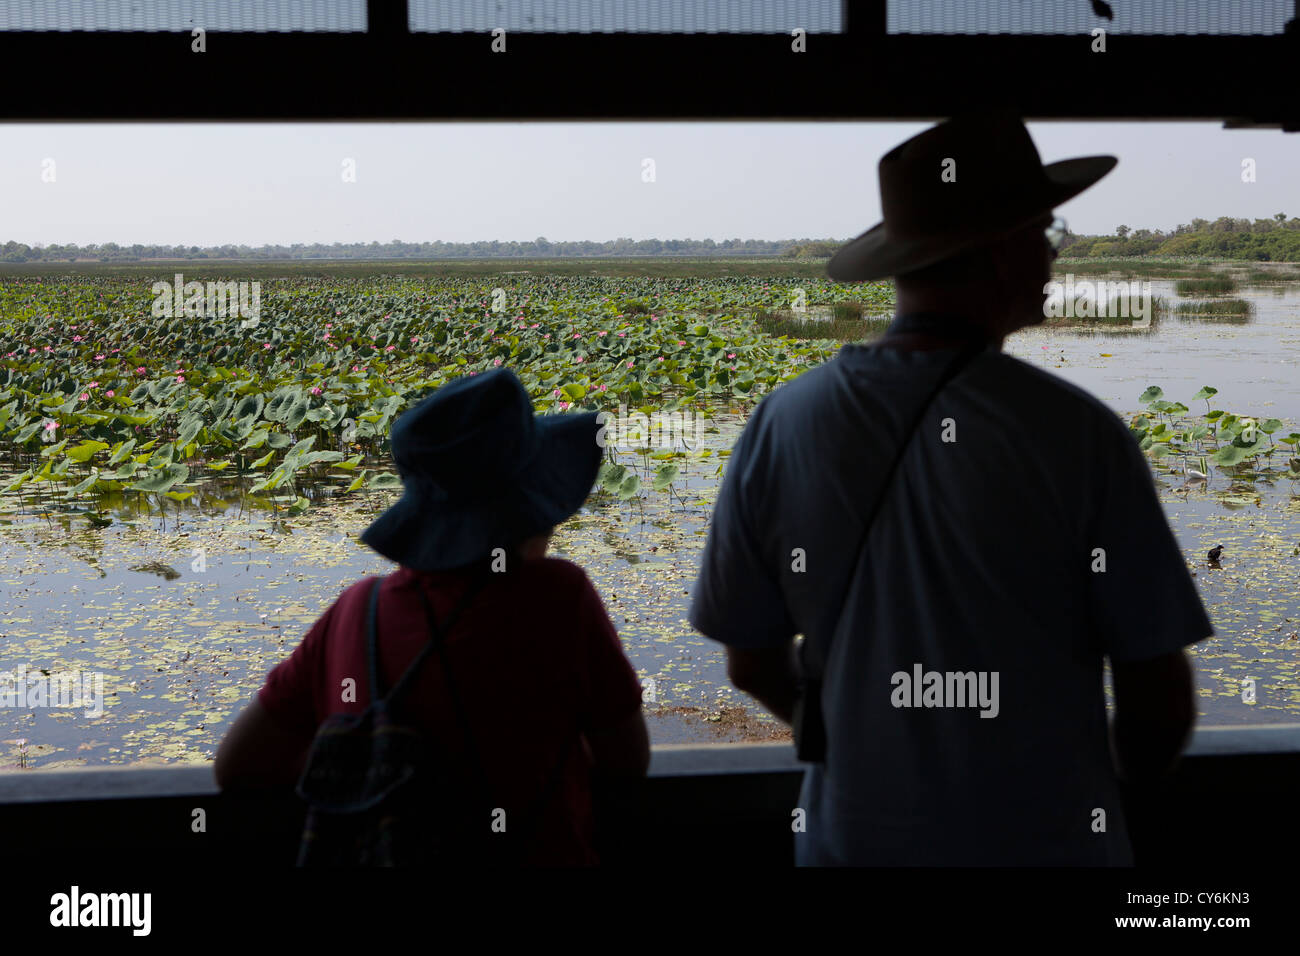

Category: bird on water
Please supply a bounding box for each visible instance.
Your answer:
[1208,545,1224,564]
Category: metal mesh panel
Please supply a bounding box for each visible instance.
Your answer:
[888,0,1292,35]
[0,0,366,31]
[409,0,844,33]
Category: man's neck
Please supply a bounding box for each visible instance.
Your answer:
[880,306,1005,352]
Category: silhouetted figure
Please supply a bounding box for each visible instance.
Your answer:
[1208,544,1224,565]
[690,114,1211,865]
[216,369,648,864]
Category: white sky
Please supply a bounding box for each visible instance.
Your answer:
[1,121,1296,246]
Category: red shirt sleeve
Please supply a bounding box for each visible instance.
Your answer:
[256,597,337,738]
[573,571,643,732]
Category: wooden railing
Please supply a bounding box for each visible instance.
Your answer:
[2,725,1297,865]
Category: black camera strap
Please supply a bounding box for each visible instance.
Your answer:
[799,327,988,696]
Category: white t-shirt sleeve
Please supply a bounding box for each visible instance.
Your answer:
[1086,413,1214,662]
[689,398,798,649]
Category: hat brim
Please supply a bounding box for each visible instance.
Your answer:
[359,411,602,572]
[826,155,1117,283]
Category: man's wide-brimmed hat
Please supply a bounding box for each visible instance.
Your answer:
[827,113,1117,282]
[360,368,601,572]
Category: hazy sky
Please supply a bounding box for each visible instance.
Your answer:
[1,121,1296,246]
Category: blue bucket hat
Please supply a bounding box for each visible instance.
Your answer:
[359,368,602,572]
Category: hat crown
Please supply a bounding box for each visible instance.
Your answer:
[878,113,1050,240]
[390,369,537,497]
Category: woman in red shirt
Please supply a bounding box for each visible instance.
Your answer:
[215,368,649,865]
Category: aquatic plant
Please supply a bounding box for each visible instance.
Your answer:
[1131,384,1300,490]
[0,273,885,524]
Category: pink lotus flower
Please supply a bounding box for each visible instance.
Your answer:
[79,393,89,401]
[493,357,502,366]
[263,343,272,350]
[576,357,585,363]
[309,386,322,396]
[88,381,99,388]
[43,345,52,352]
[553,388,563,397]
[598,383,608,392]
[94,353,104,361]
[136,366,147,374]
[105,390,115,398]
[559,401,570,410]
[617,332,626,338]
[28,347,36,353]
[411,336,419,343]
[627,360,634,368]
[384,345,395,352]
[657,356,665,362]
[678,341,686,345]
[176,375,185,384]
[44,421,58,433]
[727,353,736,359]
[73,335,82,342]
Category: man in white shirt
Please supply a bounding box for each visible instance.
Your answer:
[689,114,1210,865]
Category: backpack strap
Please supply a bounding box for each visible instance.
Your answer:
[365,577,384,702]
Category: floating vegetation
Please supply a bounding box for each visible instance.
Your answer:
[1130,384,1300,493]
[0,273,891,524]
[1172,298,1254,316]
[1175,276,1238,296]
[751,308,892,342]
[1052,258,1206,278]
[1242,268,1300,283]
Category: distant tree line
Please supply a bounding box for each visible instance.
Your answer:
[0,236,819,263]
[1060,214,1300,260]
[3,216,1298,262]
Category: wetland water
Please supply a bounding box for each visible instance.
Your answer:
[2,277,1298,768]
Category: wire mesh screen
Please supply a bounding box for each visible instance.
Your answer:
[0,0,366,31]
[409,0,844,33]
[888,0,1293,35]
